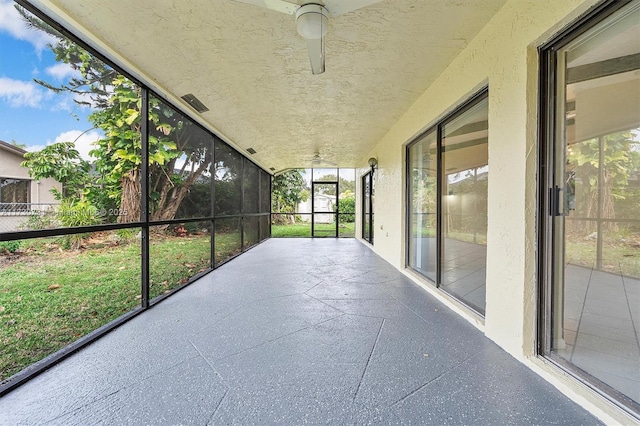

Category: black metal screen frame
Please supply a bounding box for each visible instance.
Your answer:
[0,0,272,396]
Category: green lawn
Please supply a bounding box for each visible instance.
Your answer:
[149,233,211,299]
[0,230,214,381]
[271,221,355,237]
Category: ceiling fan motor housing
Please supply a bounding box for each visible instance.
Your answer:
[296,4,329,40]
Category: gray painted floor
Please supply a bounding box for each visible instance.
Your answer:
[0,239,599,425]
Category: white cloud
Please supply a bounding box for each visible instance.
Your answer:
[25,144,46,153]
[50,129,103,160]
[50,96,74,112]
[0,76,49,108]
[46,63,78,81]
[0,0,55,52]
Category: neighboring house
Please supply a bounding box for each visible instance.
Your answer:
[0,140,61,232]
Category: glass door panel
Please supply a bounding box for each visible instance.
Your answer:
[408,131,437,281]
[549,1,640,408]
[440,97,489,314]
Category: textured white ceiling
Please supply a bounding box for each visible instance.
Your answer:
[47,0,507,172]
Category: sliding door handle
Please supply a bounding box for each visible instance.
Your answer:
[549,186,563,216]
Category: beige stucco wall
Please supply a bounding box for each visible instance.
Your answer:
[1,148,31,180]
[29,178,60,206]
[358,0,636,422]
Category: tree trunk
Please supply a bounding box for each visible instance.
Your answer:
[586,169,617,233]
[151,187,186,222]
[119,170,141,223]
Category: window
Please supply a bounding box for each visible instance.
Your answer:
[0,178,30,205]
[539,0,640,414]
[407,90,488,315]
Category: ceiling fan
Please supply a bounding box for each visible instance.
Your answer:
[311,152,337,166]
[231,0,384,74]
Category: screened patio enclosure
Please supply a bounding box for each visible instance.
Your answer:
[0,0,639,422]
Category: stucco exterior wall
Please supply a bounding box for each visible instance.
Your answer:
[358,0,633,422]
[1,148,30,180]
[29,178,60,206]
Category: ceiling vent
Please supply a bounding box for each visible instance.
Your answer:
[180,94,209,113]
[247,147,257,154]
[270,167,276,172]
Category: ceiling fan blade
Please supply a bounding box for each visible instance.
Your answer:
[264,0,299,15]
[230,0,298,15]
[311,153,337,166]
[305,37,325,75]
[322,0,383,17]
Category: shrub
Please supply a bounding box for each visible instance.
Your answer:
[338,196,355,223]
[56,200,101,250]
[57,199,101,228]
[0,240,20,254]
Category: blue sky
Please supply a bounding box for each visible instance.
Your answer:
[0,0,101,159]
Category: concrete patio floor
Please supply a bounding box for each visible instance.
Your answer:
[0,239,599,425]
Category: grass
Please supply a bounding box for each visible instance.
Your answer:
[214,231,242,265]
[0,229,243,382]
[566,235,640,277]
[271,221,355,237]
[0,236,141,381]
[149,233,211,299]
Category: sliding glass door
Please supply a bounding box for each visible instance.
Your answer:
[407,90,488,315]
[540,0,640,413]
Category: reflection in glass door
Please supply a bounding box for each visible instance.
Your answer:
[542,0,640,412]
[441,97,488,314]
[312,182,338,237]
[408,131,437,281]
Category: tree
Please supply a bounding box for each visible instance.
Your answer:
[21,143,101,243]
[18,6,211,224]
[271,170,308,224]
[567,131,640,234]
[312,174,355,195]
[21,142,91,202]
[213,142,242,216]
